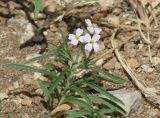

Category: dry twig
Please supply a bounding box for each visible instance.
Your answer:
[111,30,160,109]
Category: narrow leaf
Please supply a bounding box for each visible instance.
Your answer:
[88,95,126,115]
[4,63,57,81]
[5,64,45,73]
[38,79,51,101]
[90,67,129,84]
[26,53,54,64]
[84,81,123,105]
[33,0,43,17]
[98,108,114,116]
[66,110,90,118]
[69,85,92,106]
[50,72,64,92]
[62,97,92,111]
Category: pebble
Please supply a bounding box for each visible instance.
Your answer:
[141,64,154,73]
[152,57,160,66]
[126,58,140,68]
[0,92,9,100]
[13,81,19,89]
[20,94,32,107]
[108,89,142,116]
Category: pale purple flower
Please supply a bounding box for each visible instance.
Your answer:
[83,34,100,52]
[85,19,102,34]
[68,28,84,45]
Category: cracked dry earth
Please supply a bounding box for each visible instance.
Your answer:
[0,6,160,118]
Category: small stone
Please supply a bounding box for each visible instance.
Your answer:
[126,58,140,68]
[50,23,58,32]
[34,72,48,81]
[13,81,19,89]
[141,64,154,73]
[124,21,132,25]
[20,95,32,107]
[103,89,142,116]
[13,96,22,106]
[33,96,42,105]
[0,92,9,100]
[149,110,158,117]
[35,88,43,95]
[152,57,160,66]
[22,74,35,85]
[43,31,48,36]
[106,15,120,26]
[43,0,62,13]
[138,44,144,50]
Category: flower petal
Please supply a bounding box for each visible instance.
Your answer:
[68,34,76,40]
[87,27,94,34]
[94,27,102,34]
[93,43,99,52]
[76,28,83,36]
[83,34,91,42]
[92,34,100,42]
[85,19,92,26]
[85,43,92,52]
[70,39,78,45]
[79,36,84,43]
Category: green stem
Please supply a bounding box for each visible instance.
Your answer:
[81,44,87,60]
[87,50,93,60]
[58,71,73,105]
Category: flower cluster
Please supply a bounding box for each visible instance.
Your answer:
[68,19,102,52]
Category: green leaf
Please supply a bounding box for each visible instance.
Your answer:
[66,110,90,118]
[38,79,51,101]
[49,72,64,92]
[26,53,54,64]
[58,28,68,47]
[83,81,123,105]
[90,67,129,84]
[58,29,72,61]
[98,108,114,115]
[88,95,126,115]
[5,64,45,73]
[33,0,43,17]
[94,110,101,118]
[4,64,57,80]
[94,75,123,84]
[62,97,92,111]
[69,85,92,106]
[75,77,96,84]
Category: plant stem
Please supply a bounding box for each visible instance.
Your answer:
[58,70,73,105]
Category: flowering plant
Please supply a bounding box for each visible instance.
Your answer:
[5,19,128,118]
[68,19,102,52]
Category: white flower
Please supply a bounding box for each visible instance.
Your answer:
[68,28,84,45]
[85,19,102,34]
[83,34,100,52]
